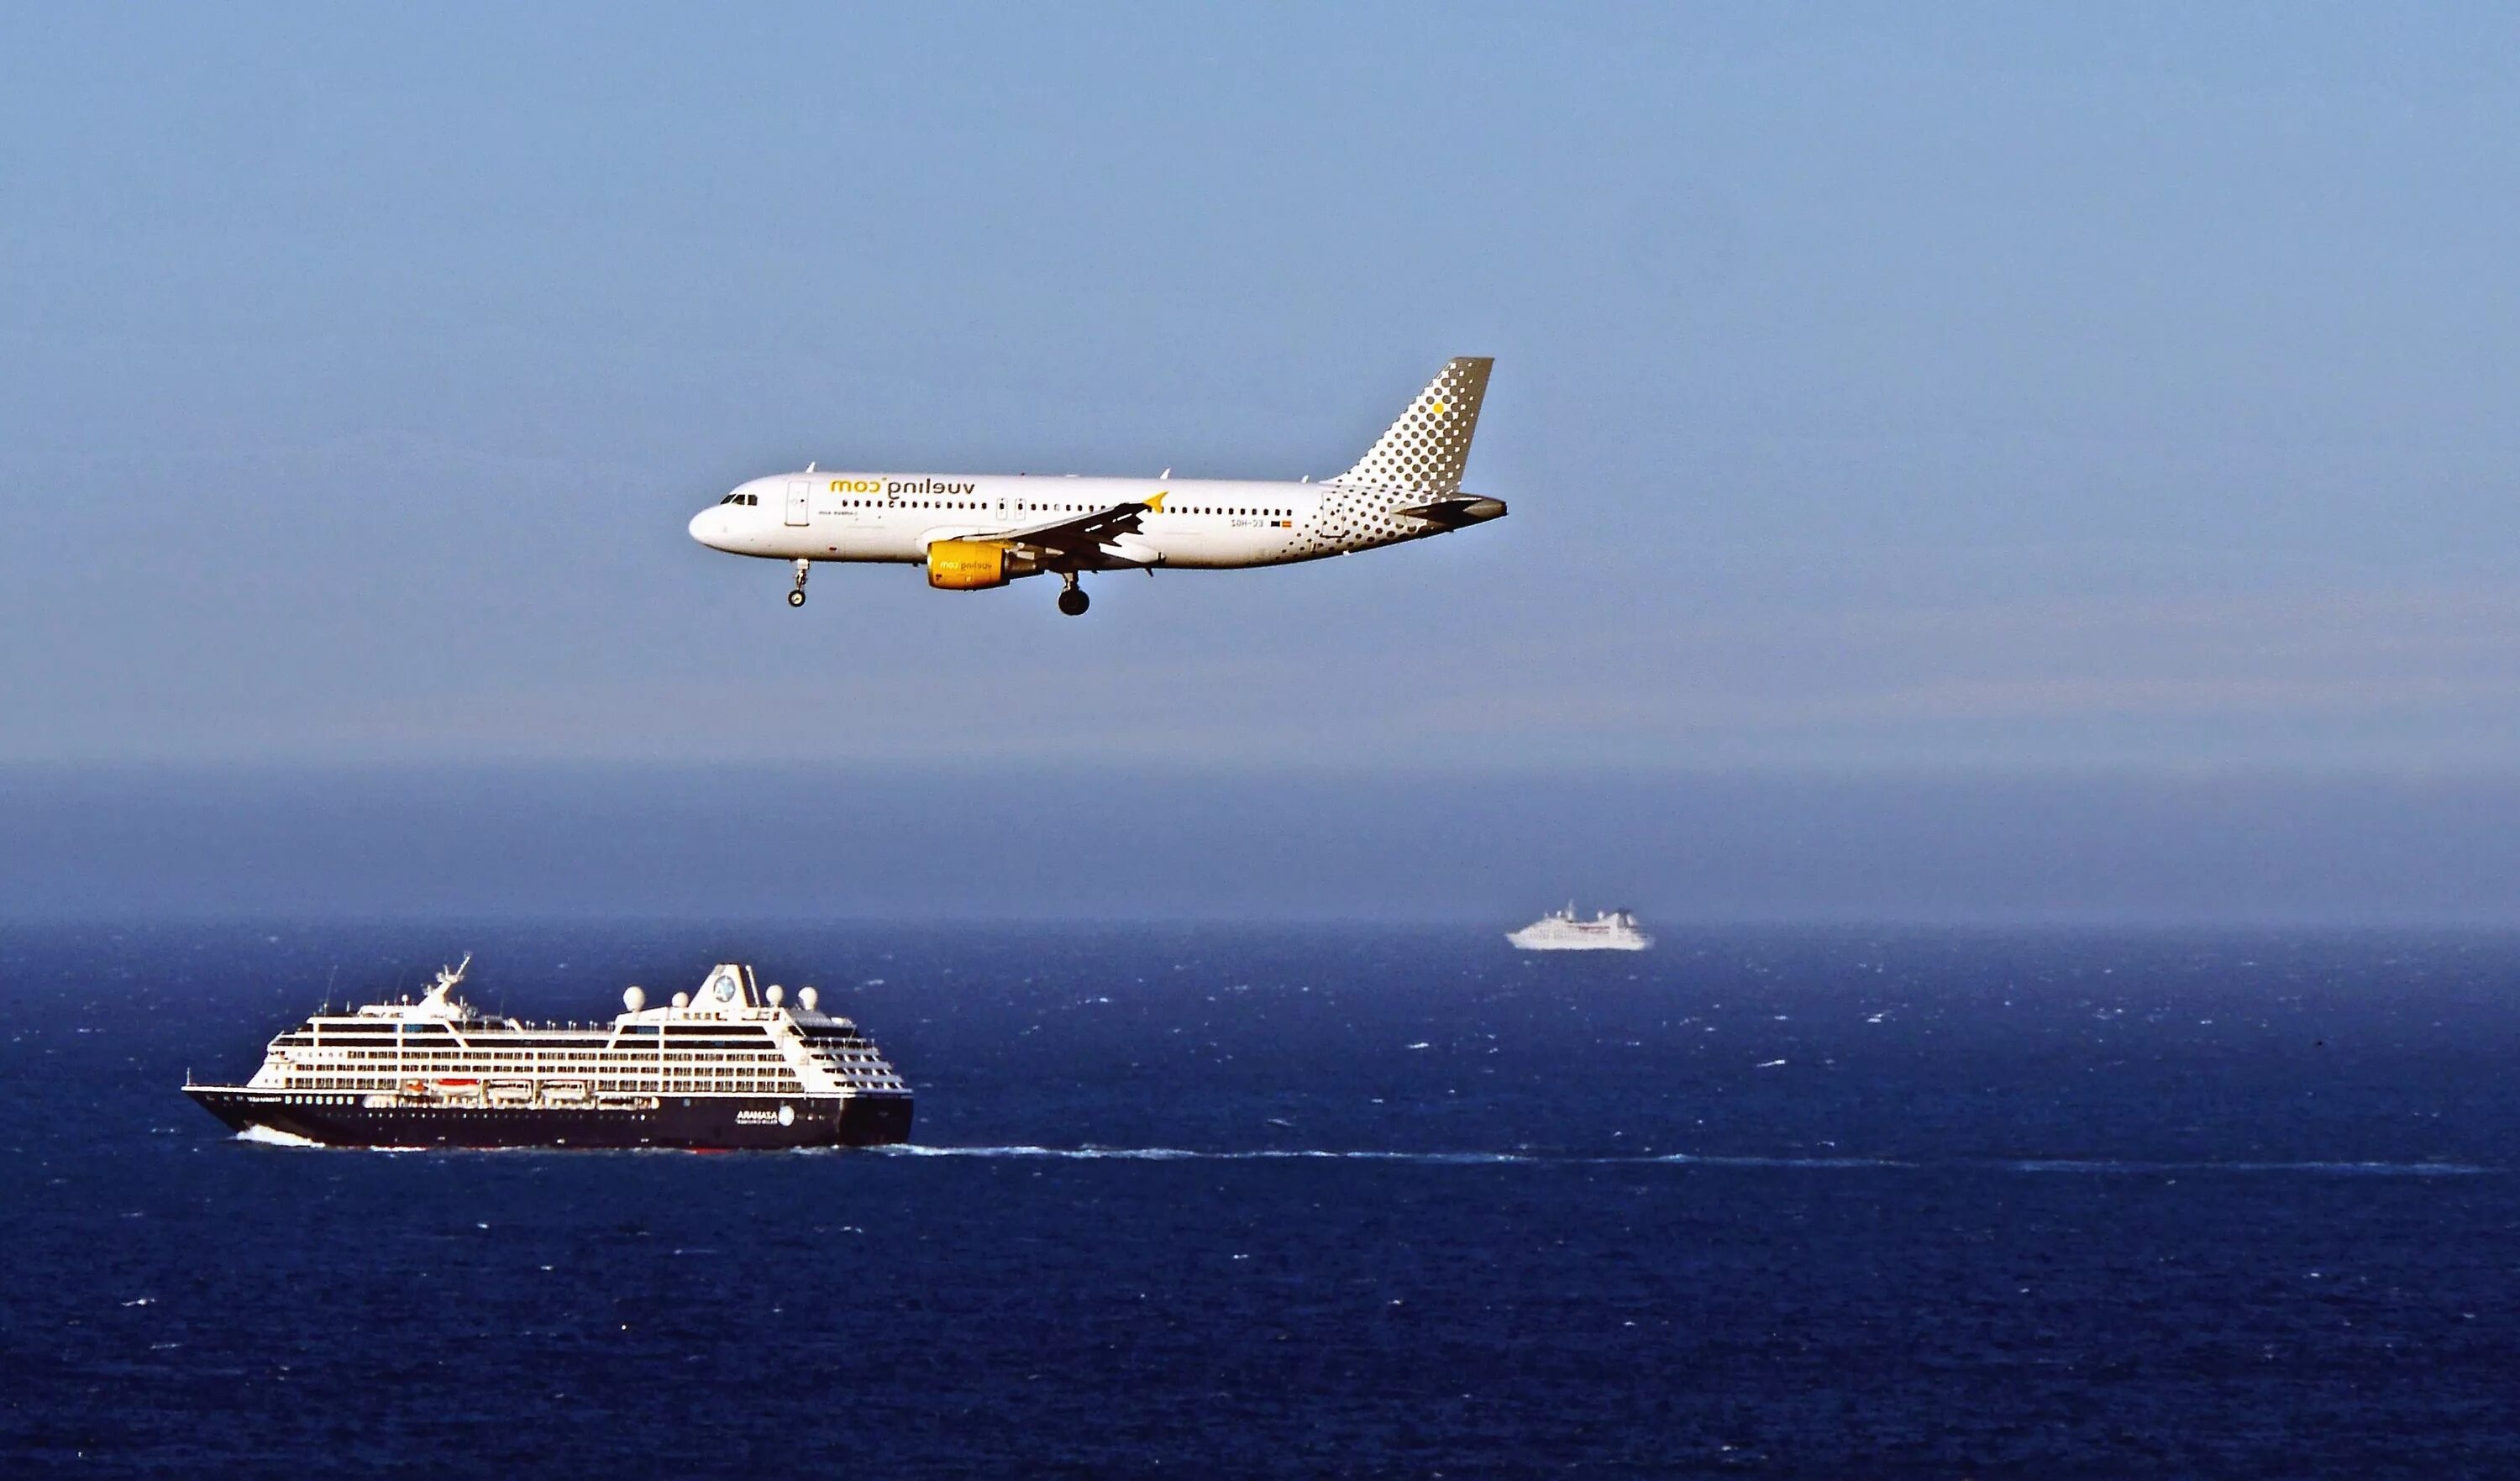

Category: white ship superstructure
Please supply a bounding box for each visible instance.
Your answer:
[186,958,912,1149]
[1506,905,1655,952]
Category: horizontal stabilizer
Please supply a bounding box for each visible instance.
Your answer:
[1394,495,1508,528]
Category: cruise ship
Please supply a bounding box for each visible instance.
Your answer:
[185,957,912,1150]
[1506,904,1655,952]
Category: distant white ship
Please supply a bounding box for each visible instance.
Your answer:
[1506,904,1654,952]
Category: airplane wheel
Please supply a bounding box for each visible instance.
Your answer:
[1057,588,1090,617]
[787,589,807,607]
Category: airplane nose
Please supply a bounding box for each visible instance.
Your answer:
[688,508,717,547]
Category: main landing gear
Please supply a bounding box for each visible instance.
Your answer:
[1056,572,1090,617]
[787,559,810,607]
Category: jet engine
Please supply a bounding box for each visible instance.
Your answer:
[927,539,1032,590]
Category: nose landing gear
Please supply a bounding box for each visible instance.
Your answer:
[1056,572,1089,617]
[787,559,810,608]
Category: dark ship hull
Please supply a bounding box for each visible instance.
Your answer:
[187,1087,912,1151]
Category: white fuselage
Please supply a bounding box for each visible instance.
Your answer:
[688,471,1443,570]
[687,356,1504,613]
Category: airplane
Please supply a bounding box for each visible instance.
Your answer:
[686,356,1507,616]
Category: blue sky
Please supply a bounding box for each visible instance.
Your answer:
[5,3,2519,775]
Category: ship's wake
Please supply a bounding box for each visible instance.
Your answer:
[2008,1158,2488,1176]
[881,1145,2489,1174]
[882,1145,1536,1164]
[882,1146,1908,1169]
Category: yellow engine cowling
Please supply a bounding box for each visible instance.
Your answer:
[927,539,1016,590]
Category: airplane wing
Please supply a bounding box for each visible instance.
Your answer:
[988,496,1163,568]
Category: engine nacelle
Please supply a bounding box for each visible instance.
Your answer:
[927,538,1028,590]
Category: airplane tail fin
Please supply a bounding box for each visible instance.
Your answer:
[1339,356,1494,496]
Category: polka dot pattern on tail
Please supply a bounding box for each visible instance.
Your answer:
[1339,356,1493,498]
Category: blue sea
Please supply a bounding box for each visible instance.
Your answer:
[3,922,2514,1477]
